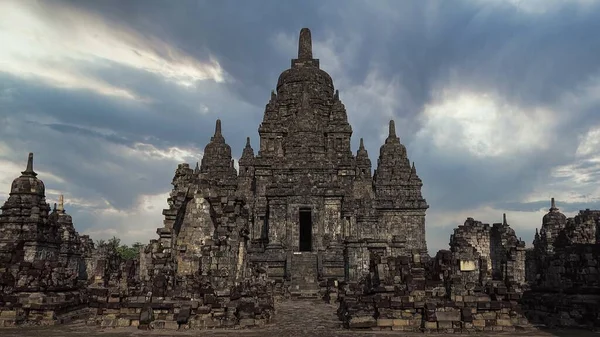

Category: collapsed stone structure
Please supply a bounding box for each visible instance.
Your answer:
[523,200,600,329]
[1,27,600,333]
[337,215,530,332]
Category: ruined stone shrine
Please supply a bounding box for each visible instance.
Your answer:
[0,153,89,325]
[156,28,428,295]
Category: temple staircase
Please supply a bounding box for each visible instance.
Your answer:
[289,252,320,299]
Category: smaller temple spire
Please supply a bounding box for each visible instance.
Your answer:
[58,194,64,212]
[210,119,225,143]
[384,120,401,146]
[194,162,199,174]
[240,136,255,162]
[298,28,313,59]
[334,89,339,100]
[549,197,558,211]
[503,213,507,225]
[215,119,222,137]
[22,152,37,177]
[357,137,369,160]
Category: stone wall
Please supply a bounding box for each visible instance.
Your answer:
[523,243,600,329]
[86,282,274,330]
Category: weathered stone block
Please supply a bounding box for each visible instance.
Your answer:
[349,316,376,328]
[377,318,393,327]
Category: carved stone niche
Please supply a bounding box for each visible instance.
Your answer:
[459,260,477,271]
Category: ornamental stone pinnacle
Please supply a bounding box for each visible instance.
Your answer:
[298,27,313,59]
[22,152,36,177]
[58,194,64,212]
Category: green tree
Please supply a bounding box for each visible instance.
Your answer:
[116,241,144,260]
[95,237,144,260]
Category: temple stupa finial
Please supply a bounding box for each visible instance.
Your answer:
[22,152,37,177]
[298,28,313,59]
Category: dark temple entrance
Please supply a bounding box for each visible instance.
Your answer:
[299,208,312,252]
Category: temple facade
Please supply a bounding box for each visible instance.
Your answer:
[156,28,428,292]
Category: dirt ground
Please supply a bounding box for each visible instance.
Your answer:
[1,300,598,337]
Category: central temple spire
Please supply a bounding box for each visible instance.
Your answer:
[298,28,313,59]
[389,120,396,138]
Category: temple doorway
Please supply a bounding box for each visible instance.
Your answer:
[299,208,312,251]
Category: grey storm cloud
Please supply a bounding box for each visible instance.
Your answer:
[0,72,253,209]
[63,0,600,113]
[1,0,600,251]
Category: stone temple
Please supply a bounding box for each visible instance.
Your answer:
[1,28,600,333]
[158,27,428,294]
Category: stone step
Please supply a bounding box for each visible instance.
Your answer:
[289,281,319,289]
[289,252,319,287]
[289,290,321,300]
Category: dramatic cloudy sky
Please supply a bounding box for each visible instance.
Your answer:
[1,0,599,253]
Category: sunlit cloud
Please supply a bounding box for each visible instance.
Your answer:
[0,0,225,100]
[82,192,169,243]
[474,0,597,14]
[417,90,556,158]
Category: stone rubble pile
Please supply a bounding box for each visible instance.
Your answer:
[524,205,600,329]
[337,216,532,333]
[337,252,531,333]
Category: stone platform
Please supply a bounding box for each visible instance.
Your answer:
[0,300,593,337]
[0,289,89,327]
